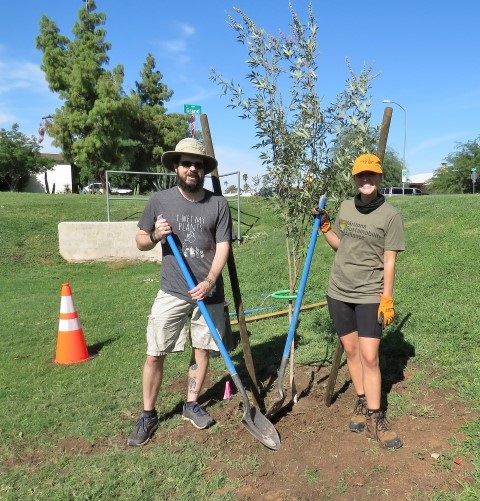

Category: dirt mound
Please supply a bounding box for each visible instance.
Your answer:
[161,361,474,500]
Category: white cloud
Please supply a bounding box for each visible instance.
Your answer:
[410,133,464,155]
[169,88,219,109]
[0,109,17,125]
[0,51,59,132]
[154,22,195,66]
[154,37,191,66]
[179,23,195,37]
[160,39,188,53]
[214,144,265,181]
[0,59,48,95]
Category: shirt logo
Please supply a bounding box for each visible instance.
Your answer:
[340,219,382,240]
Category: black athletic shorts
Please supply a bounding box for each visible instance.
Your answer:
[326,295,382,339]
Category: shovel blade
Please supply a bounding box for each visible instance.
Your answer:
[265,399,285,420]
[242,406,281,450]
[265,387,286,419]
[230,373,281,450]
[265,357,288,418]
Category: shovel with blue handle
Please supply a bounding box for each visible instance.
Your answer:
[165,234,281,450]
[266,194,327,418]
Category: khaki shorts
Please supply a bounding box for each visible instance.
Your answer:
[146,290,226,356]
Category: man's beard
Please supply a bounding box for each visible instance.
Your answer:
[176,175,204,193]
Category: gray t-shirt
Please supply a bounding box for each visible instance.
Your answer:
[328,199,406,303]
[138,187,232,304]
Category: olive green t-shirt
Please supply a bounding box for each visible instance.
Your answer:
[328,199,405,304]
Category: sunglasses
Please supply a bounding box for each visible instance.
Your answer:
[179,160,204,169]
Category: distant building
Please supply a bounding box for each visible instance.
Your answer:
[408,172,434,192]
[23,153,74,194]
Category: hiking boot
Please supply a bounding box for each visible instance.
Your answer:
[348,396,367,433]
[182,402,215,429]
[366,410,403,449]
[127,413,159,446]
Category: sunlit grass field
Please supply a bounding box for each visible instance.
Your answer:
[0,192,479,499]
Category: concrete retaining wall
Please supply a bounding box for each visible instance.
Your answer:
[58,221,162,263]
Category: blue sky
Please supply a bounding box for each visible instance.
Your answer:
[1,0,479,183]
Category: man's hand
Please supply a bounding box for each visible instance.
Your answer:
[378,295,395,327]
[151,215,172,243]
[189,280,212,301]
[313,207,331,233]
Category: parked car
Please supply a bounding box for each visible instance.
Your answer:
[381,187,424,196]
[257,187,274,197]
[82,182,132,195]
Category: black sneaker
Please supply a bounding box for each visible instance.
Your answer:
[127,414,159,446]
[348,396,367,433]
[182,402,215,429]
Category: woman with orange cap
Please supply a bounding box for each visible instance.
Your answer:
[317,153,405,449]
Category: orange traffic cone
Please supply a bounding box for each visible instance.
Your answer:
[54,283,92,364]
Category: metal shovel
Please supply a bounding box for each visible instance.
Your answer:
[166,234,281,450]
[266,194,327,418]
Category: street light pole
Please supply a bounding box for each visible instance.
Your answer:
[383,99,407,190]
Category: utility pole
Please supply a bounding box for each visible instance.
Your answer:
[383,100,407,190]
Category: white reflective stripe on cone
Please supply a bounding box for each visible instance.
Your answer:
[60,295,76,313]
[58,318,82,331]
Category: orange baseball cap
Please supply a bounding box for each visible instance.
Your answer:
[352,154,383,176]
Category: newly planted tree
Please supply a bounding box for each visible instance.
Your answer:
[211,2,378,289]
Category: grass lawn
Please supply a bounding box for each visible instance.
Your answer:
[0,192,479,499]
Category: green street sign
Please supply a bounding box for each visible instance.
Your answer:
[471,167,477,172]
[184,104,202,114]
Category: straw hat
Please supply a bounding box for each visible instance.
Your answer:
[352,154,383,176]
[161,138,218,175]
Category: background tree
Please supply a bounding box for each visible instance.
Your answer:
[428,137,480,194]
[0,124,54,191]
[242,173,250,193]
[381,148,403,187]
[36,1,186,193]
[211,2,378,288]
[127,53,188,192]
[36,1,127,192]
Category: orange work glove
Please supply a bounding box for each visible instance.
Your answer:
[313,207,331,233]
[378,295,395,327]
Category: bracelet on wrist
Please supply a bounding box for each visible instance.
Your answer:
[149,230,160,244]
[204,277,215,288]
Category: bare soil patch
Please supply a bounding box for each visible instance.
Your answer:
[9,361,473,500]
[159,360,475,500]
